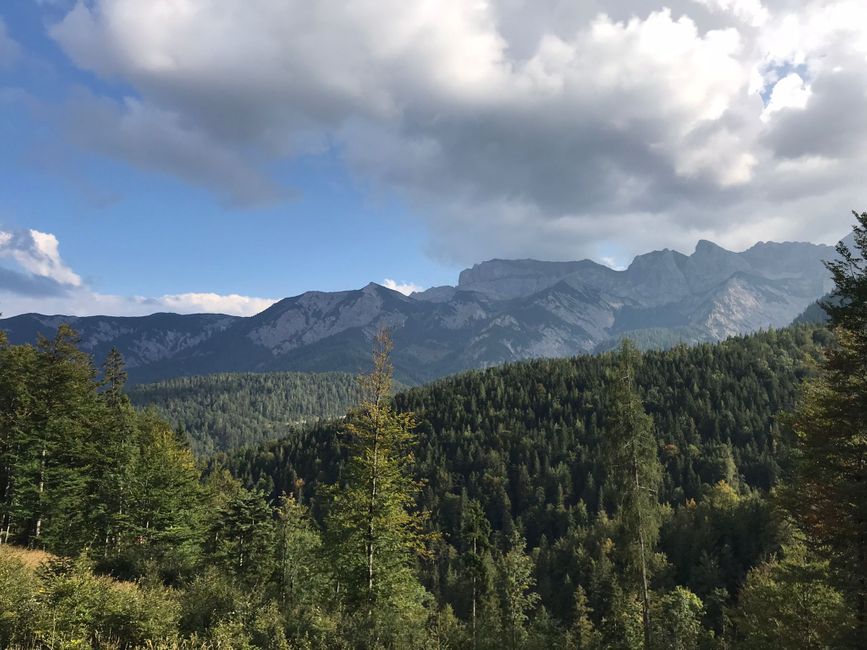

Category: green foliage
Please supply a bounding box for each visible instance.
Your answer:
[731,545,852,649]
[1,311,858,649]
[0,550,41,647]
[220,325,828,645]
[0,549,179,648]
[207,482,276,586]
[652,586,706,650]
[601,341,663,646]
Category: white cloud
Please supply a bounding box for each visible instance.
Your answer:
[156,292,276,316]
[0,229,82,286]
[0,228,276,317]
[0,290,276,318]
[383,278,424,295]
[43,0,867,262]
[64,92,285,207]
[761,72,811,120]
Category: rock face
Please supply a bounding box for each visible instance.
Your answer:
[0,239,839,384]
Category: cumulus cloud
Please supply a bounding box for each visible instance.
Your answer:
[0,228,275,317]
[155,292,276,315]
[45,0,867,262]
[0,229,82,286]
[383,279,424,295]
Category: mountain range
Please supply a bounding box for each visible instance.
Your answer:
[0,238,841,384]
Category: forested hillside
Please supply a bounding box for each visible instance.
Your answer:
[0,322,848,648]
[1,213,866,649]
[129,371,363,455]
[222,325,830,638]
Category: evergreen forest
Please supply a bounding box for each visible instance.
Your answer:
[128,371,364,456]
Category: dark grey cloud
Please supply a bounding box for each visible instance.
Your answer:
[63,90,287,208]
[763,60,867,160]
[0,265,70,297]
[44,0,867,264]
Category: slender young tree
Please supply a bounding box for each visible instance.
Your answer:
[498,531,540,650]
[789,211,867,647]
[324,329,430,646]
[601,340,662,649]
[461,497,492,649]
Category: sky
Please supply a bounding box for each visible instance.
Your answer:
[0,0,864,317]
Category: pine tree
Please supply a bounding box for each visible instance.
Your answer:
[125,411,204,578]
[789,211,867,647]
[208,483,275,586]
[568,585,600,649]
[323,329,430,647]
[93,347,137,557]
[601,340,663,648]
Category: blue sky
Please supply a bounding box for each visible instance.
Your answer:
[0,1,863,316]
[0,1,458,316]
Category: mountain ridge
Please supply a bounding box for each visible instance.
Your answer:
[0,238,840,384]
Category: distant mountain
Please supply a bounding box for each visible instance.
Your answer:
[0,239,839,384]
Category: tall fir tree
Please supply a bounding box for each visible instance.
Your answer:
[601,340,663,648]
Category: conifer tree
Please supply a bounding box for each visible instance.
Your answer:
[460,497,493,649]
[790,211,867,647]
[568,585,600,649]
[601,340,663,648]
[31,325,101,551]
[323,329,430,647]
[209,483,275,586]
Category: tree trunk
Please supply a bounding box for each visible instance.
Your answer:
[366,410,381,615]
[858,527,866,650]
[0,470,11,545]
[34,445,46,541]
[635,457,652,649]
[471,536,478,650]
